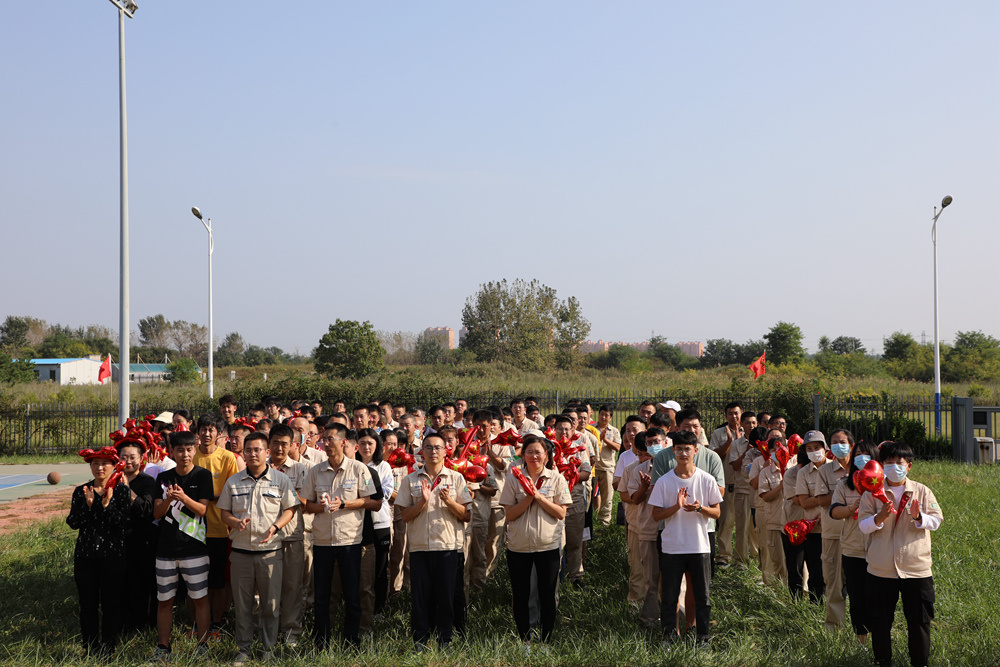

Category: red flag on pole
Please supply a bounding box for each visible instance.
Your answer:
[749,352,766,380]
[98,356,112,385]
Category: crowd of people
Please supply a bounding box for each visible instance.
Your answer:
[66,395,942,667]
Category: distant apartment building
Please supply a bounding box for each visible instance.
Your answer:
[580,340,650,353]
[676,341,704,358]
[580,339,703,357]
[423,326,456,349]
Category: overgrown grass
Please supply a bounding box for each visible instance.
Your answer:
[1,461,997,666]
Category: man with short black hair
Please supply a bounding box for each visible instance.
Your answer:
[219,395,238,425]
[509,399,538,434]
[218,432,298,664]
[192,413,240,636]
[711,402,743,567]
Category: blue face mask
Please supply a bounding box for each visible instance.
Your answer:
[831,443,851,459]
[647,444,663,458]
[854,454,871,470]
[884,463,908,483]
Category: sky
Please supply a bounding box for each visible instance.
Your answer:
[2,2,998,357]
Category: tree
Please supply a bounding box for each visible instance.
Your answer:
[461,279,588,370]
[0,316,29,352]
[648,335,697,369]
[244,345,278,367]
[817,336,831,353]
[554,296,591,369]
[416,333,447,365]
[165,357,201,383]
[138,314,171,348]
[216,332,247,367]
[378,330,418,365]
[830,336,866,355]
[314,319,385,379]
[0,352,35,385]
[764,321,805,366]
[882,332,917,361]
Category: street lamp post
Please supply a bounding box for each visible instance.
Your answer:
[932,195,953,435]
[191,207,214,398]
[109,0,137,428]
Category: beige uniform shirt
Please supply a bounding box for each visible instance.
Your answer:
[625,459,658,541]
[794,461,825,533]
[270,458,307,540]
[513,418,540,435]
[217,467,298,552]
[749,455,768,511]
[781,465,805,525]
[830,478,865,558]
[817,458,849,539]
[499,466,571,553]
[858,480,942,579]
[395,467,473,552]
[710,426,737,488]
[728,437,760,495]
[485,442,513,508]
[757,463,786,530]
[302,457,376,546]
[595,425,622,472]
[301,446,326,468]
[618,460,642,529]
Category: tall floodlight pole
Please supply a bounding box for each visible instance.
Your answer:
[191,207,214,398]
[109,0,137,428]
[932,195,953,435]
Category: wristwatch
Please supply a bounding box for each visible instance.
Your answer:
[695,504,702,513]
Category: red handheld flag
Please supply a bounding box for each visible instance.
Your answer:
[748,352,766,380]
[98,356,112,384]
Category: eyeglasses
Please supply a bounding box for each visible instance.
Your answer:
[424,445,446,452]
[318,436,343,444]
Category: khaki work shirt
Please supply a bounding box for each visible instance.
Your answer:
[794,461,825,532]
[618,460,641,528]
[595,424,622,472]
[830,478,865,558]
[710,426,738,487]
[858,480,942,579]
[749,455,768,510]
[728,437,760,495]
[499,466,571,553]
[395,467,473,552]
[302,457,376,547]
[625,459,658,541]
[757,463,786,530]
[817,458,849,538]
[217,468,298,552]
[781,465,805,525]
[270,458,307,540]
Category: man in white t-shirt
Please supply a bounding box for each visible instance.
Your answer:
[649,430,722,644]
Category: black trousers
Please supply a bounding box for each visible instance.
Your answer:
[660,552,711,638]
[508,549,560,641]
[373,529,391,615]
[74,556,125,652]
[867,574,934,667]
[122,533,157,632]
[410,550,459,645]
[841,555,870,636]
[782,532,825,601]
[313,544,362,646]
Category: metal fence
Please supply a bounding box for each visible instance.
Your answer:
[0,391,970,458]
[813,395,952,459]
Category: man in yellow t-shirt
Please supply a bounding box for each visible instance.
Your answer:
[192,413,241,635]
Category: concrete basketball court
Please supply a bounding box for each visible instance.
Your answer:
[0,463,91,503]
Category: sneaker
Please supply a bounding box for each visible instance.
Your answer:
[150,644,172,663]
[696,635,711,650]
[439,642,452,655]
[232,651,249,667]
[260,650,276,663]
[414,642,428,653]
[207,624,224,641]
[186,627,199,639]
[194,642,210,658]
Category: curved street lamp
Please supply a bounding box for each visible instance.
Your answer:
[932,195,953,435]
[192,206,214,398]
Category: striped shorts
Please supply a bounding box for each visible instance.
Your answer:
[155,555,211,602]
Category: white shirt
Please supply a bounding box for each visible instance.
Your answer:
[368,460,395,530]
[649,468,723,555]
[614,448,638,483]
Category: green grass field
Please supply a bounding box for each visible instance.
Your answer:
[1,461,998,666]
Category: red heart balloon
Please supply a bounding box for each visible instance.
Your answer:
[787,434,803,457]
[774,444,790,474]
[464,465,487,484]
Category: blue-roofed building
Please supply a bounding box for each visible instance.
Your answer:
[27,356,105,385]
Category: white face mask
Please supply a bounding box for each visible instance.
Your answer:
[808,449,827,464]
[831,443,851,459]
[854,454,871,470]
[884,463,908,483]
[647,444,663,458]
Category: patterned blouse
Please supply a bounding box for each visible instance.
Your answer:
[66,481,131,560]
